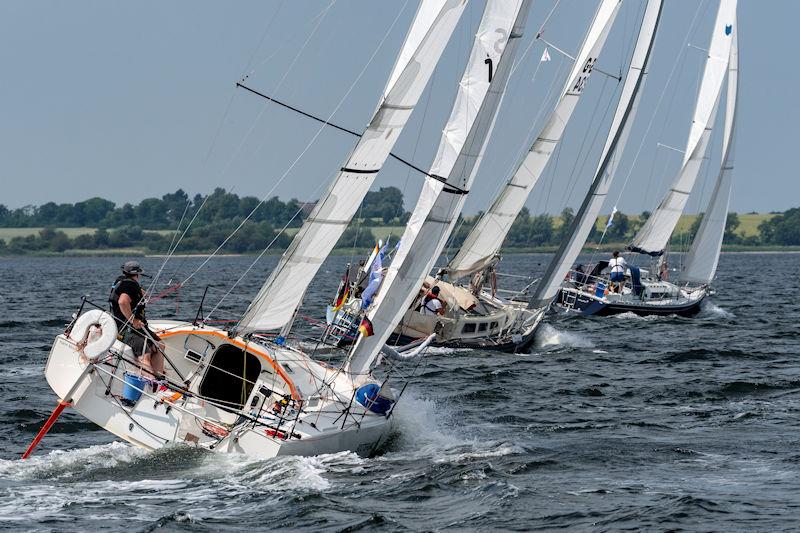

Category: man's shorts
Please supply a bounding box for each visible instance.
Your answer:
[121,325,161,357]
[610,271,625,282]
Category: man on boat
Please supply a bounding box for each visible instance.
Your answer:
[109,261,165,378]
[608,251,627,293]
[419,285,446,316]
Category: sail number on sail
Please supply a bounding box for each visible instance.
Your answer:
[572,57,597,93]
[485,28,511,82]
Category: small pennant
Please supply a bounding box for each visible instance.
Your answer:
[540,48,551,62]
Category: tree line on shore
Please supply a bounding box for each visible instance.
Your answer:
[1,188,798,255]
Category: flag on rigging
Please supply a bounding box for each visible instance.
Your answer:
[331,267,350,312]
[358,317,374,338]
[540,48,551,62]
[606,206,619,228]
[360,242,387,309]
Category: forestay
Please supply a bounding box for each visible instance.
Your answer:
[238,0,467,333]
[681,21,738,285]
[629,0,737,256]
[530,0,663,308]
[346,0,531,379]
[445,0,622,281]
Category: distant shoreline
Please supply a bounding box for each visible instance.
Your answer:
[3,246,800,259]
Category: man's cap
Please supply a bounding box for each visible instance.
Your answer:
[431,286,440,294]
[122,261,150,277]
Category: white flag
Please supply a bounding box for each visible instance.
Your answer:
[606,206,618,228]
[540,48,551,62]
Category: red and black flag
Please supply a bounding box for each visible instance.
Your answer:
[332,268,350,312]
[358,317,374,338]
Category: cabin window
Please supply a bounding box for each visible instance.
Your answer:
[462,323,477,333]
[185,350,203,363]
[478,322,488,332]
[199,344,262,410]
[490,321,499,330]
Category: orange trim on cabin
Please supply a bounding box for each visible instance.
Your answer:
[157,329,301,401]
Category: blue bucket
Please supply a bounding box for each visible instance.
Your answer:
[595,282,607,298]
[355,383,393,415]
[122,372,149,405]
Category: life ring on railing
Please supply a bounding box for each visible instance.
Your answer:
[69,309,118,359]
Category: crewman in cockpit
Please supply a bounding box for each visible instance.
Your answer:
[109,261,165,378]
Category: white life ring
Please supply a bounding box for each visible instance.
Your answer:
[69,309,118,359]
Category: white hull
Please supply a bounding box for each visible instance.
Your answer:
[556,274,707,316]
[45,320,392,459]
[393,278,543,351]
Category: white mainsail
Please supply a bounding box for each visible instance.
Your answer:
[680,21,738,285]
[345,0,531,379]
[445,0,623,281]
[238,0,467,333]
[530,0,663,307]
[629,0,737,256]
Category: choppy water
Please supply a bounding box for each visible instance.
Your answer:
[1,253,799,531]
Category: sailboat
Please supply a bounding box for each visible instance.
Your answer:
[324,0,626,352]
[555,0,738,317]
[26,0,469,460]
[392,0,630,351]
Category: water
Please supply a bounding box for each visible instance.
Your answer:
[1,253,799,530]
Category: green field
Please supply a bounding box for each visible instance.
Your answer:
[0,227,175,243]
[0,215,776,245]
[592,213,774,238]
[282,225,405,242]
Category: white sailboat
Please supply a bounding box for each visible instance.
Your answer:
[556,0,738,317]
[348,0,535,368]
[28,0,468,460]
[324,0,537,352]
[383,0,627,351]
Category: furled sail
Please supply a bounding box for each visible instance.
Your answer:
[445,0,622,281]
[238,0,467,333]
[345,0,531,379]
[680,21,738,285]
[530,0,663,308]
[628,0,737,256]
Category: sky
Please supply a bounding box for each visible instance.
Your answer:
[0,0,795,217]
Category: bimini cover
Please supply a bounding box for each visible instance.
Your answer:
[356,383,393,415]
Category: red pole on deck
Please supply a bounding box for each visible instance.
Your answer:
[22,363,95,459]
[22,400,70,459]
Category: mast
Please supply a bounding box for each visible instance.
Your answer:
[628,0,737,256]
[445,0,623,282]
[345,0,532,380]
[237,0,467,334]
[530,0,663,308]
[680,17,738,285]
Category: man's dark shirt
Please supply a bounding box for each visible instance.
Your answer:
[110,276,145,325]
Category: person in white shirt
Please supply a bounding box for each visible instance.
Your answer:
[608,250,627,293]
[420,286,445,316]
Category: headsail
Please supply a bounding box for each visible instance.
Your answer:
[530,0,663,308]
[680,19,738,285]
[238,0,467,333]
[345,0,531,379]
[629,0,737,256]
[445,0,623,281]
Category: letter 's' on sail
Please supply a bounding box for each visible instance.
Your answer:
[446,0,623,281]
